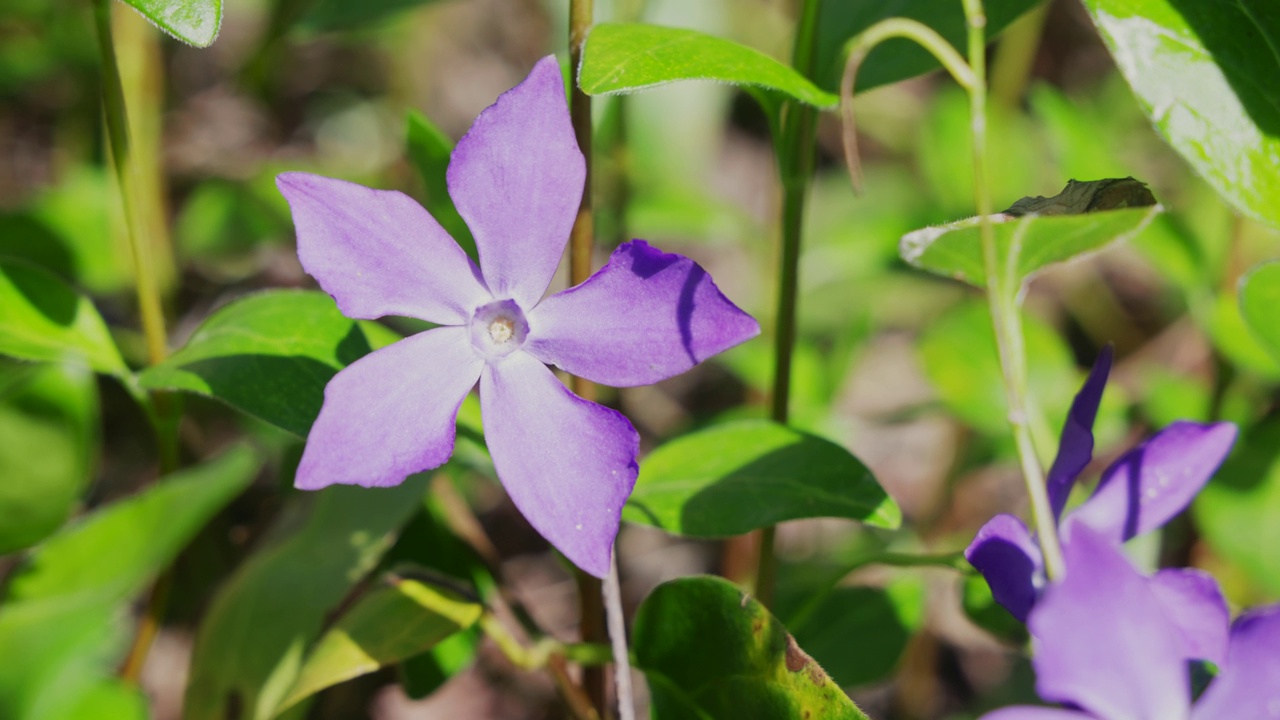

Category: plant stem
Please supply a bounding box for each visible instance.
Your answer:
[961,0,1064,581]
[568,1,611,716]
[753,0,822,609]
[603,552,635,720]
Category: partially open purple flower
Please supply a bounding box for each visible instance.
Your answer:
[981,524,1280,720]
[276,56,759,577]
[966,347,1237,623]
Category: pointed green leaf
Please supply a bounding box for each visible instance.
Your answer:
[185,475,429,720]
[634,575,870,720]
[139,290,394,437]
[0,361,98,554]
[277,575,482,714]
[119,0,222,47]
[0,259,126,375]
[624,420,899,537]
[579,24,839,108]
[1240,260,1280,364]
[1083,0,1280,227]
[405,110,477,261]
[901,188,1160,289]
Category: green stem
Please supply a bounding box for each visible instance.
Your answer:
[962,0,1064,581]
[755,0,822,609]
[479,610,613,670]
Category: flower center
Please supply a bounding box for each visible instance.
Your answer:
[470,299,529,359]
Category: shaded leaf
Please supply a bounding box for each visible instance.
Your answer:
[185,475,429,720]
[1240,260,1280,364]
[579,23,838,108]
[278,575,483,714]
[139,290,396,437]
[119,0,222,47]
[0,259,126,375]
[624,420,899,537]
[634,575,870,720]
[0,361,98,554]
[405,110,477,261]
[1083,0,1280,227]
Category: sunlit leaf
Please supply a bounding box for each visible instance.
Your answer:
[1083,0,1280,227]
[634,575,871,720]
[118,0,222,47]
[0,259,126,375]
[277,575,483,714]
[624,420,899,537]
[1240,260,1280,364]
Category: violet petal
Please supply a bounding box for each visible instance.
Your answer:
[1046,346,1112,520]
[1150,568,1230,666]
[525,240,760,387]
[1191,604,1280,719]
[479,351,638,578]
[1071,422,1237,543]
[980,709,1095,720]
[1030,522,1190,719]
[447,56,584,310]
[278,172,490,325]
[965,513,1043,623]
[296,327,482,490]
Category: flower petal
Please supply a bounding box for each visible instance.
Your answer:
[1191,605,1280,719]
[447,56,584,310]
[1030,522,1190,720]
[980,709,1094,720]
[297,327,482,490]
[1071,421,1237,542]
[277,172,490,324]
[1047,346,1112,520]
[1150,568,1230,666]
[480,351,639,577]
[965,513,1043,622]
[525,240,760,386]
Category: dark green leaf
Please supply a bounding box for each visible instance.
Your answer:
[901,201,1160,289]
[119,0,222,47]
[579,23,838,108]
[277,575,483,713]
[784,580,923,688]
[0,361,97,554]
[623,420,899,537]
[184,475,429,720]
[405,110,477,261]
[139,290,394,437]
[1240,260,1280,364]
[0,259,126,375]
[634,575,870,720]
[1083,0,1280,227]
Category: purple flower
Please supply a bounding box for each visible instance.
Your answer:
[966,346,1237,623]
[275,56,759,577]
[981,523,1280,720]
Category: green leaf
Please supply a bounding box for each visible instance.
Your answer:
[0,361,98,554]
[623,420,900,537]
[277,575,483,714]
[634,575,871,720]
[1083,0,1280,227]
[405,110,477,261]
[0,259,126,375]
[185,475,429,720]
[119,0,222,47]
[0,448,258,720]
[139,290,392,437]
[579,23,838,108]
[1240,260,1280,364]
[901,193,1160,290]
[1194,416,1280,599]
[812,0,1040,94]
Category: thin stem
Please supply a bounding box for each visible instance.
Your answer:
[754,0,822,608]
[603,552,635,720]
[961,0,1065,581]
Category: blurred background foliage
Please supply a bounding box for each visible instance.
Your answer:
[0,0,1278,718]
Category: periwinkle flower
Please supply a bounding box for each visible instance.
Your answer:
[966,346,1237,625]
[276,57,759,577]
[981,523,1280,720]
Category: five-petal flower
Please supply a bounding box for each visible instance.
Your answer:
[277,56,759,577]
[980,524,1280,720]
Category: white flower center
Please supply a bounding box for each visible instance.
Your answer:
[470,299,529,360]
[489,317,515,344]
